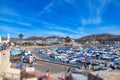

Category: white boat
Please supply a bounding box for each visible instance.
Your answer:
[69,58,77,63]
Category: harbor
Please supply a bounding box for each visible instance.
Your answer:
[0,34,120,80]
[0,41,120,80]
[0,0,120,79]
[20,45,120,80]
[32,46,120,70]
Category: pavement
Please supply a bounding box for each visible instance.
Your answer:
[11,62,59,80]
[11,50,59,80]
[10,52,68,80]
[10,55,88,80]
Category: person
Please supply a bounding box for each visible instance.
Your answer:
[38,70,51,80]
[110,63,116,70]
[104,62,107,67]
[83,60,87,69]
[29,54,34,67]
[16,62,22,70]
[45,70,51,80]
[65,68,73,80]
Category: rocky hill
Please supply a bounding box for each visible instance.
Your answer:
[2,34,120,42]
[76,33,120,42]
[25,36,65,40]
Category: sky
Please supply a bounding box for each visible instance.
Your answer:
[0,0,120,39]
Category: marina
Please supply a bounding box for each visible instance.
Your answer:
[19,45,120,80]
[0,42,120,80]
[31,46,120,71]
[0,0,120,79]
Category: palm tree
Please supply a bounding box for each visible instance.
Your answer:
[19,34,24,40]
[18,34,24,46]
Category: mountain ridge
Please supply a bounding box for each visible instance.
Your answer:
[1,33,120,42]
[76,33,120,42]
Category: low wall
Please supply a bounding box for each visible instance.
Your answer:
[0,49,11,73]
[0,49,20,79]
[88,71,120,80]
[106,75,120,80]
[88,73,103,80]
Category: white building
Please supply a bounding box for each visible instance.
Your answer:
[0,34,10,44]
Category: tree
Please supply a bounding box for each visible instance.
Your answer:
[18,34,24,46]
[65,36,72,43]
[19,34,24,41]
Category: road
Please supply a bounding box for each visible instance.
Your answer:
[22,60,71,73]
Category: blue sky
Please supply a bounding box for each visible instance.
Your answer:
[0,0,120,38]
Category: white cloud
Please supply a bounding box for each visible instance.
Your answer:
[34,0,55,17]
[28,30,67,37]
[16,22,31,26]
[44,31,67,37]
[88,0,111,16]
[0,7,32,27]
[46,24,78,34]
[0,26,32,38]
[30,18,88,38]
[29,18,78,34]
[82,17,101,26]
[0,26,12,31]
[0,26,21,34]
[0,17,32,27]
[97,25,120,35]
[0,17,14,23]
[82,0,112,26]
[0,7,18,16]
[56,27,78,33]
[24,27,87,38]
[0,26,30,34]
[78,27,84,31]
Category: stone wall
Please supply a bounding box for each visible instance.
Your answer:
[0,49,11,74]
[88,72,120,80]
[0,49,21,80]
[88,73,103,80]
